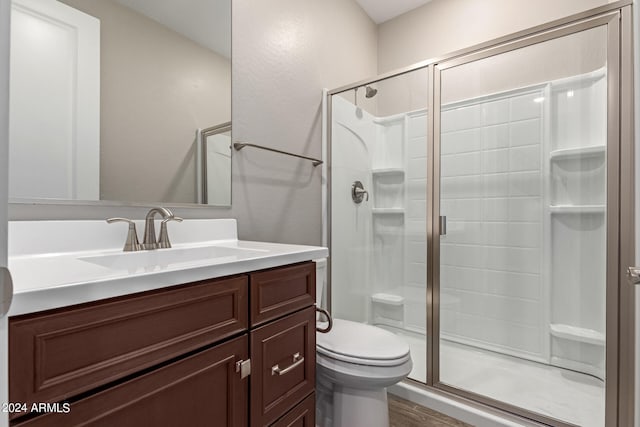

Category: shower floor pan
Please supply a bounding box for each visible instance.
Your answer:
[383,327,604,427]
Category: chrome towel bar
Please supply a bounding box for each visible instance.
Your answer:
[233,142,323,166]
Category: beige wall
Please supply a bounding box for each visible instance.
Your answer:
[378,0,610,73]
[229,0,377,244]
[61,0,231,204]
[441,25,607,104]
[11,0,377,248]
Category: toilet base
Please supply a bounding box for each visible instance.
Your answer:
[333,385,389,427]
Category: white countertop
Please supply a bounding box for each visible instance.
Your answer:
[7,219,328,316]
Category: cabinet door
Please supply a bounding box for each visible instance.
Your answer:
[14,335,249,427]
[250,262,315,327]
[10,275,247,413]
[270,393,315,427]
[250,307,315,427]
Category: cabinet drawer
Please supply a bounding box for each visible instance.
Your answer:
[250,306,315,427]
[270,393,315,427]
[13,335,249,427]
[10,275,248,413]
[250,262,315,327]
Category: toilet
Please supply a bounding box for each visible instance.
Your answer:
[314,260,412,427]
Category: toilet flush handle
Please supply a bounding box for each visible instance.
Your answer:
[316,306,333,333]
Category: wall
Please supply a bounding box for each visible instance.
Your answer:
[377,0,610,73]
[634,0,640,424]
[331,96,375,322]
[230,0,377,245]
[60,0,230,204]
[0,0,8,423]
[9,0,377,247]
[439,88,548,361]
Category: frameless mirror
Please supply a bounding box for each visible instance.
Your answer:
[8,0,232,206]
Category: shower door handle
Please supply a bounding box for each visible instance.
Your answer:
[627,267,640,285]
[440,216,447,236]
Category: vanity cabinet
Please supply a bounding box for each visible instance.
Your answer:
[12,336,249,427]
[8,261,316,427]
[250,307,315,427]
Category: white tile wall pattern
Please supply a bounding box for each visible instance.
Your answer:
[404,111,428,332]
[331,72,606,382]
[439,88,546,361]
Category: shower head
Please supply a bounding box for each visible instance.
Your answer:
[365,86,377,98]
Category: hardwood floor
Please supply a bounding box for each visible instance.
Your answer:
[389,395,473,427]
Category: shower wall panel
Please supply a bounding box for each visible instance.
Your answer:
[440,88,547,362]
[331,96,375,323]
[404,111,428,333]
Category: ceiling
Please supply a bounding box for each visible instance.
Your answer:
[355,0,433,24]
[115,0,231,58]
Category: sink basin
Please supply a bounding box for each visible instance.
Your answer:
[78,245,268,271]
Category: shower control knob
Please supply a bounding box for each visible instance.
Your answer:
[352,180,369,204]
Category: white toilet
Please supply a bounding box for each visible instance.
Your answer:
[314,260,412,427]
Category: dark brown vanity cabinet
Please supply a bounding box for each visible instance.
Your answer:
[9,261,317,427]
[250,307,315,427]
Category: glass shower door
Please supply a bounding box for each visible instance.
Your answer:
[435,17,617,427]
[330,68,429,383]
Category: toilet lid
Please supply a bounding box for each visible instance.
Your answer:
[316,319,410,366]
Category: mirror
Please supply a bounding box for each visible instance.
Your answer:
[8,0,232,206]
[200,122,231,205]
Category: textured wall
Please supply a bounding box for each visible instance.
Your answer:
[230,0,377,244]
[378,0,609,73]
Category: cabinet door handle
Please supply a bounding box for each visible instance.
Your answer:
[271,352,304,376]
[628,267,640,285]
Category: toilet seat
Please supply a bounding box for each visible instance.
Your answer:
[316,319,410,367]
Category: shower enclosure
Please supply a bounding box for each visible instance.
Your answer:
[326,4,634,427]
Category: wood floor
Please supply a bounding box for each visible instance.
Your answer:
[389,395,473,427]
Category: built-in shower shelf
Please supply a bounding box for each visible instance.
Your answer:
[372,208,405,215]
[549,145,605,160]
[371,293,404,306]
[371,168,405,177]
[549,205,605,214]
[550,323,605,346]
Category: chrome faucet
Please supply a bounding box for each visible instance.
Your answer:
[142,207,176,250]
[107,207,182,252]
[106,218,142,252]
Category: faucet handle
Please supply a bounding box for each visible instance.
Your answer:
[157,216,183,249]
[107,218,142,252]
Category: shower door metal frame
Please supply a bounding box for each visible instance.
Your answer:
[431,9,631,427]
[325,1,634,426]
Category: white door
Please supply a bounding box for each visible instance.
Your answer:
[9,0,100,200]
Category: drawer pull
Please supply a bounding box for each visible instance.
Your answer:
[271,352,304,376]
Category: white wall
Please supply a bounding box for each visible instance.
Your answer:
[404,111,428,331]
[331,95,375,323]
[439,89,548,362]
